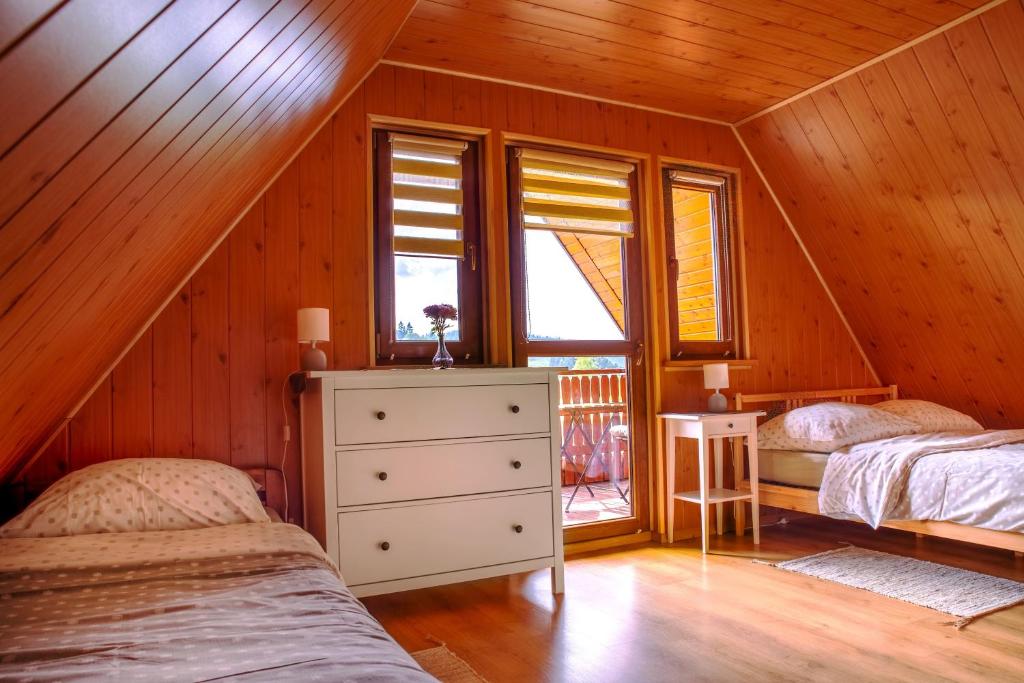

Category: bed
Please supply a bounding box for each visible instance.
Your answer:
[0,461,435,682]
[733,386,1024,556]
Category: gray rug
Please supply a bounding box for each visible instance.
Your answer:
[769,546,1024,628]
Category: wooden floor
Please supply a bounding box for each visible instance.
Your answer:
[363,516,1024,682]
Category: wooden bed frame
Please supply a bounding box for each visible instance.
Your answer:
[733,386,1024,555]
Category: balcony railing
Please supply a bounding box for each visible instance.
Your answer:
[557,369,630,486]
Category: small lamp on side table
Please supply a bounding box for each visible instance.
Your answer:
[703,362,729,412]
[297,307,330,371]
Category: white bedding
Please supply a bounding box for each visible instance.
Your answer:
[818,430,1024,532]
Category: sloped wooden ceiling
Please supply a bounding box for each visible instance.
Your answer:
[384,0,988,123]
[0,0,416,480]
[737,0,1024,427]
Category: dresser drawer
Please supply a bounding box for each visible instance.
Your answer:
[703,414,757,437]
[334,384,549,445]
[337,438,552,505]
[336,492,554,586]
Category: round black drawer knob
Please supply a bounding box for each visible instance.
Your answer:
[377,472,388,481]
[511,460,522,469]
[510,405,520,414]
[513,524,524,534]
[376,411,386,420]
[380,541,390,551]
[727,422,734,429]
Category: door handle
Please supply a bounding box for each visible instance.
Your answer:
[635,341,645,367]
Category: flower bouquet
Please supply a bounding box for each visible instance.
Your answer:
[423,303,458,369]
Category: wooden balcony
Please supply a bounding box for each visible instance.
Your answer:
[556,369,630,488]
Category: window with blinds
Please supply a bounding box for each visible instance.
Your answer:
[509,147,640,344]
[518,148,636,237]
[662,164,740,359]
[373,129,484,365]
[390,133,467,260]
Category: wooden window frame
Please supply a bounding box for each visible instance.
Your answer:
[662,164,740,360]
[373,128,486,366]
[507,143,650,543]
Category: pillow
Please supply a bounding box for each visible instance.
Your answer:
[873,399,983,434]
[757,401,918,453]
[0,458,270,539]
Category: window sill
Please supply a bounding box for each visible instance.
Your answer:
[661,359,758,373]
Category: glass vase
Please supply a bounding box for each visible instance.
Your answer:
[432,331,454,369]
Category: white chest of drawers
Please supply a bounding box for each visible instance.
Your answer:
[300,368,565,597]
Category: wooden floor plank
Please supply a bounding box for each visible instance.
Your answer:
[364,516,1024,682]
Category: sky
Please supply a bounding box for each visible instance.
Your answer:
[393,230,621,341]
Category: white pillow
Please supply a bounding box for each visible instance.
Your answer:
[873,399,983,434]
[0,458,270,538]
[757,401,918,453]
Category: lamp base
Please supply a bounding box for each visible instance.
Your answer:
[300,347,327,371]
[707,390,727,413]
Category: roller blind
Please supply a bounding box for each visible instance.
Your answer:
[516,148,636,237]
[390,132,468,259]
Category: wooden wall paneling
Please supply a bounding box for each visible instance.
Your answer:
[392,17,769,122]
[0,0,64,54]
[0,0,414,481]
[364,60,396,113]
[737,1,1024,428]
[111,329,154,459]
[619,0,873,66]
[332,86,369,369]
[529,90,560,141]
[836,64,1014,420]
[0,0,237,228]
[394,67,427,121]
[265,162,301,518]
[152,285,193,459]
[229,201,267,470]
[453,75,483,126]
[0,0,171,155]
[0,0,274,277]
[69,377,112,472]
[423,69,455,122]
[741,113,903,393]
[299,125,335,363]
[784,97,950,400]
[191,243,231,463]
[386,0,981,122]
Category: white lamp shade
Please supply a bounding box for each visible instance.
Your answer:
[703,362,729,390]
[297,307,330,343]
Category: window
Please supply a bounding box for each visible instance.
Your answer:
[373,129,484,364]
[508,146,650,537]
[509,147,640,350]
[662,165,739,359]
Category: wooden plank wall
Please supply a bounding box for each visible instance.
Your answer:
[737,0,1024,429]
[15,63,873,536]
[0,0,417,484]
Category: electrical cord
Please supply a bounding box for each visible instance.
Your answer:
[280,372,304,522]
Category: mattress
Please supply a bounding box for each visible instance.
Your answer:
[757,448,830,488]
[0,522,436,682]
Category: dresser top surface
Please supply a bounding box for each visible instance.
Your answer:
[307,367,564,389]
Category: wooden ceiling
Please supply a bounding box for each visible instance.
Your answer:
[737,0,1024,427]
[385,0,989,123]
[0,0,416,480]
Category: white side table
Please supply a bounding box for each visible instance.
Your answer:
[658,410,765,553]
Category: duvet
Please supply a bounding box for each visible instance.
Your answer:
[0,522,435,682]
[819,429,1024,531]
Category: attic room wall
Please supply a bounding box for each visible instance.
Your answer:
[737,0,1024,429]
[16,64,873,536]
[0,0,417,485]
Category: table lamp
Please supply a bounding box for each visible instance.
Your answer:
[703,362,729,412]
[297,307,329,371]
